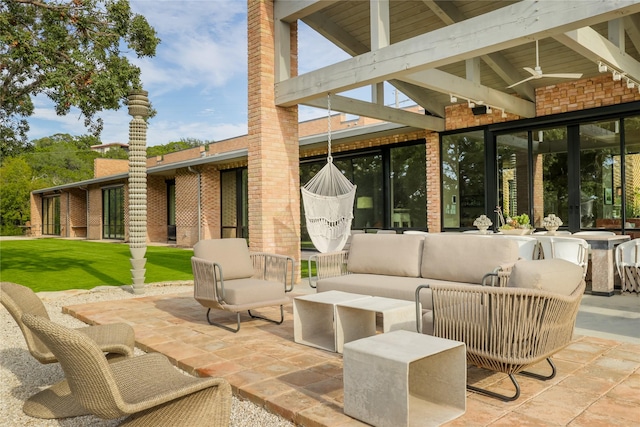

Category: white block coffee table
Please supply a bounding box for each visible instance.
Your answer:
[335,296,419,353]
[343,330,466,427]
[293,291,370,352]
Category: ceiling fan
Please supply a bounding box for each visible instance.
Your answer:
[507,40,583,88]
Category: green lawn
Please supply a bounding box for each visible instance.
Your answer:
[0,239,194,292]
[0,239,314,292]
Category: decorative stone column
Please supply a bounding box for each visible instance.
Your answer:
[127,90,150,294]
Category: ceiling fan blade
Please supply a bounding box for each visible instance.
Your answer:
[507,76,536,88]
[523,67,538,76]
[541,73,583,79]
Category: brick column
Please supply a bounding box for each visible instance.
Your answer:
[426,131,441,232]
[247,0,300,261]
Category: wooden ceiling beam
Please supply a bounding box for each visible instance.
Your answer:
[276,0,640,106]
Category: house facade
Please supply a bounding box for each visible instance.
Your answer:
[30,1,640,266]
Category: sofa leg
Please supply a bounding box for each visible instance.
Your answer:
[519,357,557,381]
[467,358,556,402]
[467,373,521,402]
[206,309,241,333]
[248,305,284,325]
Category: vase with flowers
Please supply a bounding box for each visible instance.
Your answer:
[542,214,563,235]
[473,215,492,234]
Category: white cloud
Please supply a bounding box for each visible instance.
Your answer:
[130,1,247,93]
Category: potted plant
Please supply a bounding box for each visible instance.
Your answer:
[473,215,493,234]
[542,214,563,235]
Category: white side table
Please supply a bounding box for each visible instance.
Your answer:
[293,291,370,352]
[335,296,419,353]
[343,330,466,427]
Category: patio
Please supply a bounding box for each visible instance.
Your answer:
[60,284,640,427]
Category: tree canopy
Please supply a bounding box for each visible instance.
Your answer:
[0,0,160,154]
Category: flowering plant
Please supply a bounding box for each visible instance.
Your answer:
[542,214,563,228]
[473,215,492,228]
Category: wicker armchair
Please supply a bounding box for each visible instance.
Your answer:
[415,259,586,401]
[1,281,136,419]
[22,313,232,426]
[191,238,294,332]
[615,239,640,293]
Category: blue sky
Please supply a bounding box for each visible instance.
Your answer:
[25,1,400,147]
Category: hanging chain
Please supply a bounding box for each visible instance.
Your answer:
[327,93,333,163]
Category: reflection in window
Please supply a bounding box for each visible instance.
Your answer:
[221,168,248,239]
[623,115,640,229]
[441,131,486,228]
[391,145,426,228]
[535,127,568,228]
[497,132,529,222]
[102,186,124,239]
[580,120,620,229]
[42,196,60,235]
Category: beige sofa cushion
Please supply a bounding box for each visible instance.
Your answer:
[193,239,255,280]
[421,234,519,283]
[220,278,285,306]
[508,258,584,295]
[347,234,425,277]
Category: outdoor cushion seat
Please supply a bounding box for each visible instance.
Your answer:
[0,281,136,419]
[22,313,232,426]
[192,238,294,332]
[317,274,485,311]
[415,259,585,402]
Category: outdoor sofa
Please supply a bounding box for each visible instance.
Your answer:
[310,232,521,333]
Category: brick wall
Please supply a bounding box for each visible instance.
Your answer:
[87,186,103,239]
[147,176,167,242]
[94,158,128,177]
[247,0,301,263]
[68,189,88,237]
[200,164,221,240]
[536,75,640,116]
[425,132,441,232]
[175,169,200,247]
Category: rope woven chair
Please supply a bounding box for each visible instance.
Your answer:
[192,238,294,332]
[415,259,585,401]
[1,281,136,419]
[22,313,232,426]
[615,239,640,293]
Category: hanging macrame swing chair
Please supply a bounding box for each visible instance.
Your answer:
[301,94,357,253]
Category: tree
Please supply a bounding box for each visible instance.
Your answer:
[26,133,100,186]
[0,0,160,150]
[0,157,37,233]
[147,138,211,157]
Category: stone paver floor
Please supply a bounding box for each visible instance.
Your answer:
[63,291,640,426]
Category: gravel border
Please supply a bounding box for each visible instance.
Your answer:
[0,282,294,427]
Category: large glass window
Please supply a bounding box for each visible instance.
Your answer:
[623,115,640,232]
[579,120,621,229]
[102,186,124,239]
[533,127,569,228]
[221,168,248,239]
[300,142,426,248]
[391,145,427,228]
[441,130,486,228]
[497,131,529,223]
[42,196,60,235]
[167,180,176,241]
